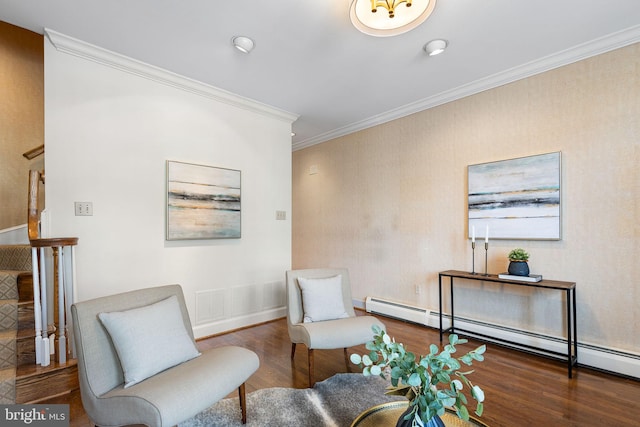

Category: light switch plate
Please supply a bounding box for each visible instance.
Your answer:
[75,202,93,216]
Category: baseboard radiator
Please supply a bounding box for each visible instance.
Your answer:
[364,296,640,379]
[365,297,430,326]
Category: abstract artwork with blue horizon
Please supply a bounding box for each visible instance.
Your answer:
[167,160,241,240]
[468,152,561,240]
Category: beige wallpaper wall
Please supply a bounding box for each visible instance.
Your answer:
[292,43,639,353]
[0,21,44,230]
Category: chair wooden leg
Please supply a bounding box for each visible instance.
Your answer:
[291,342,296,359]
[308,348,315,387]
[344,348,350,372]
[238,383,247,424]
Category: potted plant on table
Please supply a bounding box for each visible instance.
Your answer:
[507,248,530,276]
[350,326,486,427]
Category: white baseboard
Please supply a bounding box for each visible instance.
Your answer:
[353,299,366,310]
[193,307,286,340]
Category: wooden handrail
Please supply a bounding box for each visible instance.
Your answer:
[28,170,43,241]
[30,238,79,248]
[23,144,44,160]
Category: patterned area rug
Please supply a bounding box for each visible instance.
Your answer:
[179,373,406,427]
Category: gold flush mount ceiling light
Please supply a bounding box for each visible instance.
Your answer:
[350,0,437,37]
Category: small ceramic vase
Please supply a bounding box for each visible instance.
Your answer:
[508,260,530,276]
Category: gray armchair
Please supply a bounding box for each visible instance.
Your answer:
[71,284,259,427]
[286,268,385,386]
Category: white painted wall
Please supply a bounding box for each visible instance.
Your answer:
[44,31,296,337]
[0,224,29,245]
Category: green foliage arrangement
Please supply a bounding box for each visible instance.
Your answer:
[508,248,529,262]
[350,326,486,426]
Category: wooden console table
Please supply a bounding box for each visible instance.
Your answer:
[438,270,577,378]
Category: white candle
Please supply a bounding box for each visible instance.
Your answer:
[472,226,475,242]
[485,225,489,243]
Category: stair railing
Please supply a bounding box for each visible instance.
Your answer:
[28,170,78,366]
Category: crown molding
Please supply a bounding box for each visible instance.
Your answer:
[44,29,298,124]
[292,24,640,151]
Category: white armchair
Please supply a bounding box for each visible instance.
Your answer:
[286,268,385,386]
[71,284,259,426]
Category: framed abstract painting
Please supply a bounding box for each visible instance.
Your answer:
[166,160,241,240]
[468,152,561,240]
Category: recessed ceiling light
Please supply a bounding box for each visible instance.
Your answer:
[424,39,448,56]
[232,36,254,53]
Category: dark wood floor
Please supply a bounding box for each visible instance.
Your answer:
[63,314,640,426]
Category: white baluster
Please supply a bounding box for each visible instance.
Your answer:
[39,247,50,367]
[31,247,43,365]
[57,246,66,364]
[64,246,76,358]
[67,245,77,358]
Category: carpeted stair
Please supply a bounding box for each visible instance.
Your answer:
[0,245,30,403]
